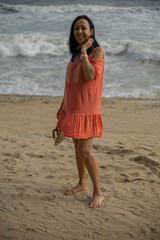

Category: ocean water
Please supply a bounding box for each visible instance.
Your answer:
[0,0,160,98]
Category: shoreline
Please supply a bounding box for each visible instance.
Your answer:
[1,93,160,101]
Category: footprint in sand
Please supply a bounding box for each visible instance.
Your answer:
[130,155,160,179]
[3,152,21,159]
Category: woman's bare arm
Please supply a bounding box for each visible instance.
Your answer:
[81,39,104,81]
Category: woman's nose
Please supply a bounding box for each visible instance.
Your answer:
[78,28,82,33]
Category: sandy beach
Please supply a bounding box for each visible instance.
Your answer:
[0,94,160,240]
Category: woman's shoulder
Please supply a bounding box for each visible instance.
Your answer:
[90,47,104,60]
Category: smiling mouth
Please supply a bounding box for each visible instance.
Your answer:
[77,35,84,39]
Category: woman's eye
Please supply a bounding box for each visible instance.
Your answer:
[74,27,86,31]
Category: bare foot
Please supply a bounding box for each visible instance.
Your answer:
[65,184,88,195]
[89,194,105,208]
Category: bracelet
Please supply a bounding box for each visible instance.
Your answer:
[80,54,88,60]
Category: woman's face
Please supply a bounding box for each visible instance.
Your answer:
[74,18,94,46]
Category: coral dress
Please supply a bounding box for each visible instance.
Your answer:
[57,47,104,139]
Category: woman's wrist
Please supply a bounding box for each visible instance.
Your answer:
[80,48,87,58]
[81,46,87,54]
[80,53,88,60]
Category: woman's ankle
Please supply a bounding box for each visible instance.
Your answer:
[79,180,87,187]
[93,188,103,197]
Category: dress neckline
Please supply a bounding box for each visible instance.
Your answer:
[71,47,101,64]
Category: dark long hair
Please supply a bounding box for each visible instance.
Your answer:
[69,15,100,55]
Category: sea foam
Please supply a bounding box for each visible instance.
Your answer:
[0,33,159,63]
[0,33,67,57]
[1,3,160,14]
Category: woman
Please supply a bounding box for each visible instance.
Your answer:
[57,15,105,208]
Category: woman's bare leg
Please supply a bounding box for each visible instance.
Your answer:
[65,139,88,195]
[78,138,104,208]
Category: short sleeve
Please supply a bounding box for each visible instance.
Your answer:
[89,59,104,79]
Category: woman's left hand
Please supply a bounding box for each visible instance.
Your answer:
[81,38,94,53]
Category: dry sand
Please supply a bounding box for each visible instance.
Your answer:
[0,94,160,240]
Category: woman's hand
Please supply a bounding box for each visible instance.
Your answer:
[57,98,64,119]
[57,109,61,119]
[81,38,94,54]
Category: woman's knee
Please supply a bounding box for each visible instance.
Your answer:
[79,149,92,160]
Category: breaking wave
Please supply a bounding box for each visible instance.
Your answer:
[0,33,160,63]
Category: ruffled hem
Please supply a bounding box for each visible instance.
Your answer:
[57,110,103,139]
